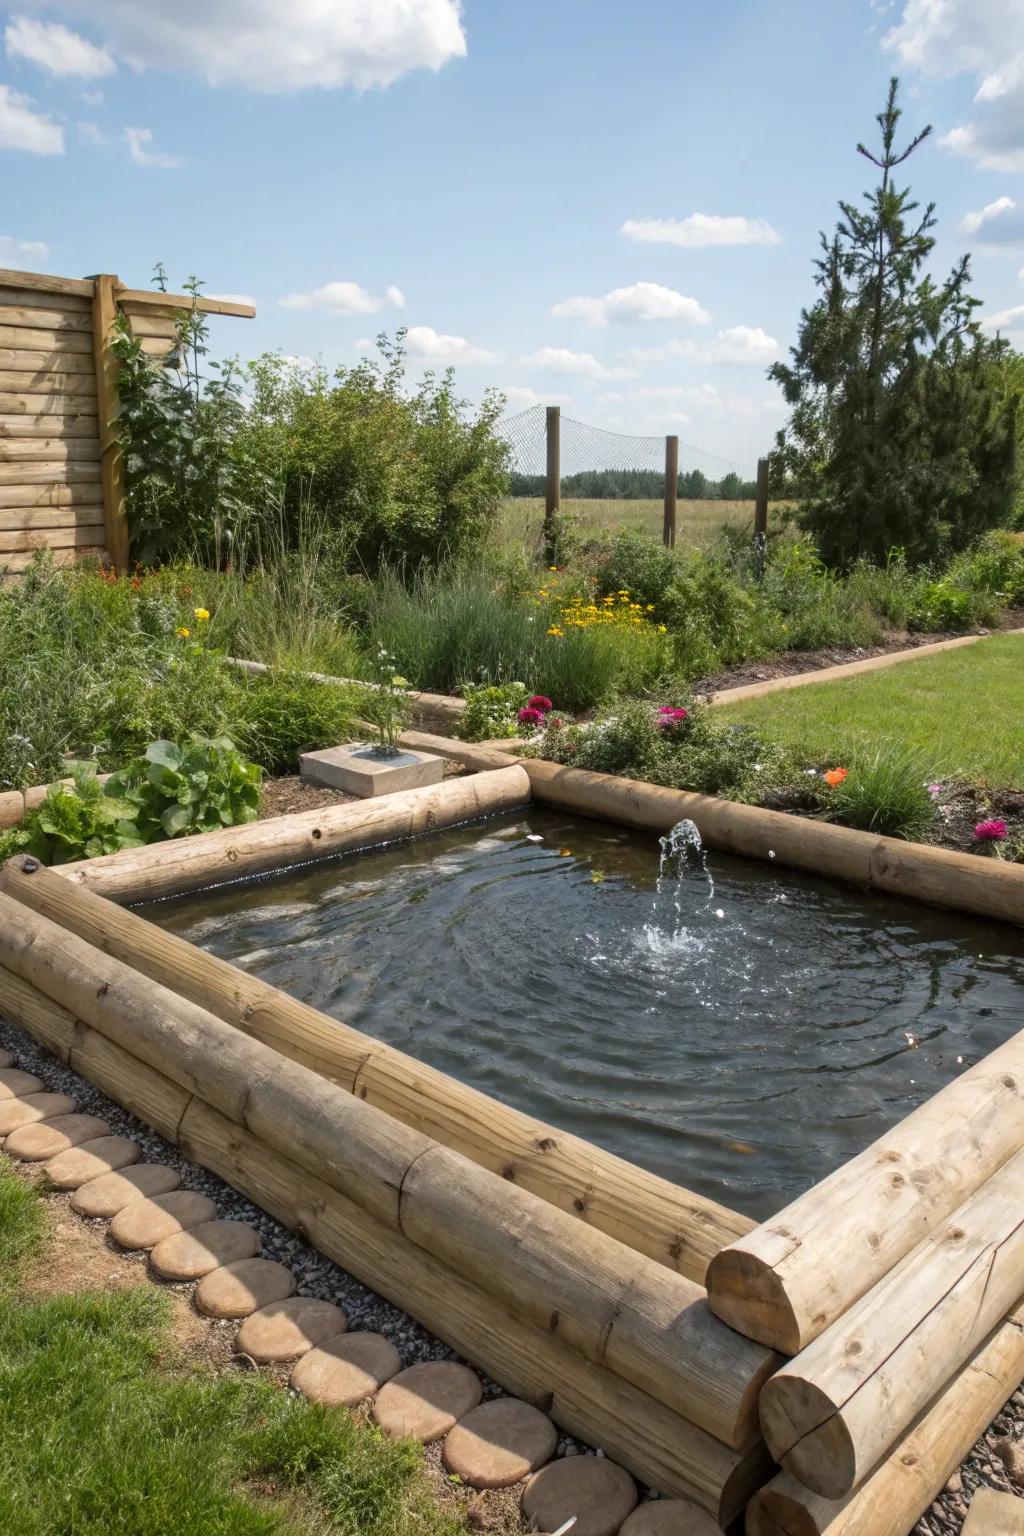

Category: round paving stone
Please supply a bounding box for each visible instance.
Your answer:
[522,1457,638,1536]
[44,1136,141,1189]
[619,1499,722,1535]
[289,1331,401,1406]
[71,1164,182,1218]
[194,1258,296,1319]
[4,1112,110,1161]
[0,1091,76,1137]
[151,1219,260,1281]
[235,1297,348,1363]
[372,1361,482,1443]
[0,1068,44,1100]
[443,1398,557,1489]
[110,1190,219,1251]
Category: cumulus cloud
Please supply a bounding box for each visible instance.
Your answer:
[980,303,1024,335]
[124,126,181,168]
[278,281,404,315]
[624,325,780,366]
[0,84,62,152]
[525,346,636,381]
[500,385,570,410]
[5,16,115,78]
[404,326,500,365]
[885,1,1024,172]
[620,214,781,248]
[961,196,1016,235]
[0,234,49,267]
[551,282,711,327]
[47,0,466,92]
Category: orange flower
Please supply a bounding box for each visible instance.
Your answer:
[824,767,848,788]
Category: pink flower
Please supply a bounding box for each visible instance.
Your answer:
[974,819,1007,843]
[518,706,544,726]
[657,706,690,727]
[527,695,553,712]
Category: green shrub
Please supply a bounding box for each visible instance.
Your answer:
[454,682,530,741]
[662,550,781,670]
[233,672,359,774]
[823,749,938,840]
[594,528,679,610]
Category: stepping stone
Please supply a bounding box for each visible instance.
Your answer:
[443,1398,557,1489]
[0,1068,44,1100]
[150,1219,260,1281]
[110,1190,219,1251]
[522,1457,639,1536]
[372,1361,482,1443]
[620,1499,722,1535]
[194,1258,296,1319]
[4,1112,110,1161]
[235,1297,348,1363]
[45,1136,141,1189]
[290,1331,401,1406]
[71,1164,181,1218]
[0,1091,76,1137]
[0,1049,15,1068]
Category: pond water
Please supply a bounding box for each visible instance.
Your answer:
[144,811,1024,1220]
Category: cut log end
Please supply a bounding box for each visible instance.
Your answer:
[759,1373,856,1499]
[744,1484,821,1536]
[706,1246,802,1353]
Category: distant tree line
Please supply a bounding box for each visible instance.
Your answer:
[508,468,757,500]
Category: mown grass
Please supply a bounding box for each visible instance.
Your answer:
[716,634,1024,786]
[0,1159,468,1536]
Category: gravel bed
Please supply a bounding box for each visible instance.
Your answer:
[913,1391,1024,1534]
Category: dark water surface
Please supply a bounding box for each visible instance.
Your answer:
[144,811,1024,1220]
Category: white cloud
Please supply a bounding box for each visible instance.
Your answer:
[551,281,711,327]
[80,89,104,106]
[5,16,115,78]
[980,303,1024,334]
[525,346,636,381]
[50,0,466,92]
[0,234,49,267]
[278,281,404,315]
[624,325,780,366]
[404,325,500,365]
[666,412,692,426]
[960,196,1016,235]
[500,385,570,410]
[124,126,181,168]
[885,1,1024,171]
[601,385,690,402]
[621,214,781,248]
[0,84,63,153]
[77,121,107,145]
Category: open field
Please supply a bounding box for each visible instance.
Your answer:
[499,496,770,550]
[716,633,1024,786]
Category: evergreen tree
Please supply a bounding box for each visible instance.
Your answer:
[770,78,1019,565]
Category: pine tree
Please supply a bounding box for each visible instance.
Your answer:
[770,79,1019,565]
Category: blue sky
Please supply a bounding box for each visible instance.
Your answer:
[2,0,1023,471]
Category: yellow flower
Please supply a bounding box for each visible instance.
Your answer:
[547,625,563,637]
[657,624,667,633]
[645,604,655,612]
[193,607,210,622]
[538,589,549,598]
[549,566,559,572]
[177,626,191,638]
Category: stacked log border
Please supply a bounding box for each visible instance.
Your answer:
[0,890,773,1523]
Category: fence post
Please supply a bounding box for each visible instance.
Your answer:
[663,436,679,549]
[544,405,560,562]
[90,273,130,574]
[753,455,769,581]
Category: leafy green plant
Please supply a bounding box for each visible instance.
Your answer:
[594,528,679,611]
[232,672,360,775]
[0,764,143,866]
[112,736,260,840]
[453,682,530,741]
[821,748,938,839]
[360,654,413,755]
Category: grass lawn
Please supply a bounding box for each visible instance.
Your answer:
[500,495,766,549]
[0,1156,468,1536]
[715,633,1024,787]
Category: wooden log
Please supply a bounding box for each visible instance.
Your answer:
[746,1311,1024,1536]
[0,412,98,438]
[0,287,91,314]
[0,547,103,574]
[0,774,111,829]
[759,1147,1024,1495]
[0,481,97,508]
[46,765,531,901]
[0,270,93,299]
[0,962,77,1060]
[0,371,96,397]
[116,287,255,319]
[0,462,100,486]
[400,1143,776,1449]
[0,507,104,533]
[0,326,94,355]
[126,314,178,341]
[0,857,753,1281]
[91,273,129,574]
[0,348,95,375]
[0,439,100,463]
[521,759,1024,927]
[0,524,109,553]
[0,305,91,334]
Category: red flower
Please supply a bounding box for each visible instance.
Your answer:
[527,695,554,712]
[974,819,1007,842]
[657,706,689,727]
[518,706,544,726]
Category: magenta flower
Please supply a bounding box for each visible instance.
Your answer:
[527,695,554,712]
[518,706,544,726]
[974,819,1007,842]
[657,706,690,726]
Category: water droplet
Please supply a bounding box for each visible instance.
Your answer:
[714,908,725,919]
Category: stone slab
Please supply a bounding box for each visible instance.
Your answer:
[194,1258,296,1319]
[443,1398,557,1489]
[150,1218,260,1280]
[963,1487,1024,1535]
[235,1297,348,1362]
[44,1135,141,1189]
[372,1360,482,1443]
[71,1164,182,1217]
[0,1068,44,1100]
[619,1498,722,1535]
[290,1331,401,1406]
[300,743,443,799]
[522,1457,639,1536]
[110,1190,219,1249]
[5,1112,110,1161]
[0,1091,76,1136]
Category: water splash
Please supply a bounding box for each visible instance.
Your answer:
[639,818,716,953]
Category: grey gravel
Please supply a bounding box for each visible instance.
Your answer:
[913,1395,1024,1534]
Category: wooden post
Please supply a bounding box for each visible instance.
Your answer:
[90,273,129,573]
[753,455,769,580]
[544,404,560,561]
[663,436,678,548]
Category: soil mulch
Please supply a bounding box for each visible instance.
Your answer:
[692,608,1024,697]
[763,781,1024,859]
[258,776,356,820]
